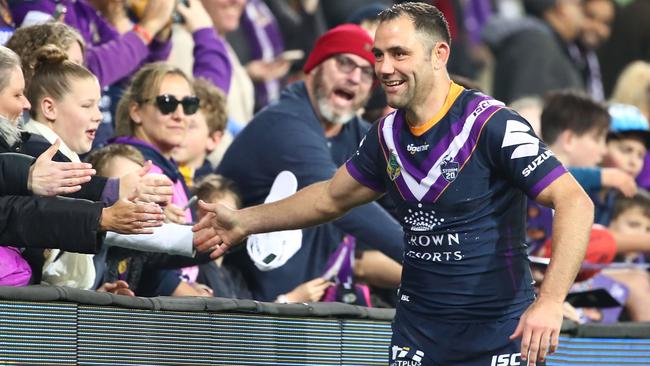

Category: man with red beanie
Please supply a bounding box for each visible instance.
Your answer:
[213,23,404,304]
[197,3,592,365]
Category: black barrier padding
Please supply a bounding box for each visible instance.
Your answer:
[0,285,397,320]
[576,322,650,338]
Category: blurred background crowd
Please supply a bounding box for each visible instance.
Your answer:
[1,0,650,326]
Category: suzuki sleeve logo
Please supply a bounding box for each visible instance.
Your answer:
[501,120,540,159]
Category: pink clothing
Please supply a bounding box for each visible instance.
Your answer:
[148,164,192,223]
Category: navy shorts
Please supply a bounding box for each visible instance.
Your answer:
[389,311,546,366]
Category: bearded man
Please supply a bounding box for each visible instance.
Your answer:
[215,24,403,302]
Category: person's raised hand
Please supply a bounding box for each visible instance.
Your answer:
[601,167,637,197]
[176,0,213,32]
[28,139,95,196]
[138,0,176,39]
[119,161,173,205]
[284,277,333,303]
[164,203,187,224]
[100,198,164,234]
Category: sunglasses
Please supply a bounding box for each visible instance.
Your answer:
[141,94,200,115]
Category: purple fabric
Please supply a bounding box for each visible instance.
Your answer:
[529,165,567,198]
[419,95,491,175]
[100,177,120,205]
[422,104,502,202]
[376,116,418,201]
[192,27,232,93]
[85,32,148,87]
[345,160,384,193]
[463,0,493,45]
[321,235,371,306]
[111,135,158,152]
[11,0,171,88]
[240,0,285,107]
[0,247,31,286]
[636,153,650,189]
[571,273,629,323]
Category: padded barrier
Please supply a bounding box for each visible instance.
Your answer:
[0,286,649,365]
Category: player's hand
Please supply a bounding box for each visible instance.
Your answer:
[601,168,637,197]
[284,277,333,303]
[29,139,95,195]
[510,297,563,365]
[192,200,247,258]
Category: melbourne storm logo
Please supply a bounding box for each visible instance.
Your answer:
[440,154,459,182]
[404,203,444,231]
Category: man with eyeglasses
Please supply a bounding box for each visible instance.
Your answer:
[196,3,594,366]
[212,23,404,304]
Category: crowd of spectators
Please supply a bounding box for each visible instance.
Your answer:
[0,0,649,324]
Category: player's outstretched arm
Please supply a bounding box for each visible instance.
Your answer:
[192,165,382,258]
[511,173,593,366]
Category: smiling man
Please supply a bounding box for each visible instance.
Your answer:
[214,24,404,303]
[195,3,595,365]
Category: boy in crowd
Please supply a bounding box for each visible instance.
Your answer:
[173,78,228,188]
[528,91,635,252]
[194,173,333,302]
[603,192,650,321]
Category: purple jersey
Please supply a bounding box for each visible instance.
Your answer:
[346,83,566,322]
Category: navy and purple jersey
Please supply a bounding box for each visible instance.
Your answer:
[346,82,566,322]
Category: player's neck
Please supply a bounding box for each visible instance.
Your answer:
[404,77,452,128]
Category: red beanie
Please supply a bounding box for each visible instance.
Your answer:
[303,24,375,74]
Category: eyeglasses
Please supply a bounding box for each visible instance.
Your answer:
[334,55,375,83]
[141,94,200,115]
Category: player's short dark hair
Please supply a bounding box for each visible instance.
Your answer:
[611,189,650,222]
[378,2,451,46]
[540,90,610,144]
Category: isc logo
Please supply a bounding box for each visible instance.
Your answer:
[490,353,521,366]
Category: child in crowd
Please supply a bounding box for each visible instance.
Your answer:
[194,173,333,303]
[86,144,210,297]
[173,78,228,188]
[528,91,635,252]
[597,104,650,224]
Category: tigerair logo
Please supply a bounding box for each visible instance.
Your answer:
[501,120,539,159]
[390,345,424,366]
[406,143,429,154]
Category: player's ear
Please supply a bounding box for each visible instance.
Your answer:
[432,41,450,70]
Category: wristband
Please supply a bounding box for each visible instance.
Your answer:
[133,24,153,44]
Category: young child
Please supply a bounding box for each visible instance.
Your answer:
[528,91,634,252]
[597,104,650,223]
[194,173,333,302]
[173,78,228,187]
[601,192,650,321]
[85,144,210,297]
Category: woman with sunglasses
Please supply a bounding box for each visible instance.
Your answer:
[113,62,200,224]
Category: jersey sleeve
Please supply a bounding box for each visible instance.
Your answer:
[345,120,387,193]
[482,108,567,198]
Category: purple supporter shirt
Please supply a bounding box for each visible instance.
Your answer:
[192,27,232,93]
[11,0,171,87]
